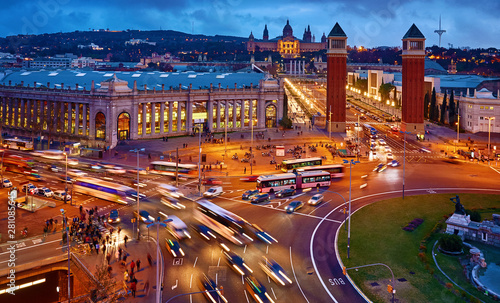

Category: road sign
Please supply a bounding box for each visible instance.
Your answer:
[131,218,136,223]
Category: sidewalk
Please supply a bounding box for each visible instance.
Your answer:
[78,233,159,302]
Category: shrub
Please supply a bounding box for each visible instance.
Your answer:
[465,209,481,222]
[445,282,453,289]
[439,234,463,252]
[418,252,427,263]
[279,117,293,129]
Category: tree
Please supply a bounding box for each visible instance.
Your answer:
[465,209,481,222]
[279,93,293,129]
[379,83,395,102]
[440,91,447,124]
[438,234,463,252]
[429,88,437,122]
[424,92,430,119]
[448,90,456,126]
[354,78,367,93]
[82,264,125,303]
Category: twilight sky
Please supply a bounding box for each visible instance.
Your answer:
[1,0,499,48]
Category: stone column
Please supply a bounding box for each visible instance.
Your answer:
[82,104,87,136]
[26,99,31,129]
[67,103,73,134]
[240,100,245,128]
[20,99,25,128]
[151,102,156,135]
[74,103,80,135]
[60,102,66,132]
[207,97,214,132]
[168,102,173,133]
[248,99,253,129]
[216,101,221,130]
[177,102,182,133]
[186,97,193,132]
[232,100,237,129]
[142,103,147,136]
[160,102,165,134]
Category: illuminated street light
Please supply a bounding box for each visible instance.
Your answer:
[130,148,145,240]
[343,159,359,259]
[399,130,411,199]
[146,217,172,303]
[486,117,495,165]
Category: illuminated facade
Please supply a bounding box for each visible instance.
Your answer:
[0,71,283,148]
[246,20,326,59]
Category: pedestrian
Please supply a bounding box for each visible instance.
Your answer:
[106,253,111,264]
[95,243,100,254]
[117,226,121,236]
[124,235,128,247]
[130,260,135,274]
[130,279,137,298]
[147,253,153,267]
[244,167,246,174]
[79,205,83,214]
[124,269,129,282]
[107,264,112,277]
[43,226,48,237]
[123,253,128,263]
[118,247,122,260]
[136,259,141,272]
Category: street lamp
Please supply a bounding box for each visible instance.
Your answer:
[146,217,172,303]
[486,117,495,165]
[399,130,411,199]
[251,118,255,175]
[343,159,359,259]
[130,148,145,240]
[328,105,332,141]
[455,107,460,152]
[60,209,71,302]
[197,125,202,195]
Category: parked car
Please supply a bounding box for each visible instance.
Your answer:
[36,187,54,198]
[251,193,270,204]
[242,189,259,200]
[203,186,223,198]
[2,178,13,188]
[275,188,296,198]
[53,190,71,202]
[107,209,120,223]
[286,201,304,213]
[166,239,185,258]
[22,183,37,193]
[308,194,324,206]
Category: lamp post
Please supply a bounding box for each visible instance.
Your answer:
[130,148,145,240]
[60,209,71,302]
[198,125,202,195]
[63,152,69,204]
[251,118,254,175]
[329,105,332,141]
[399,131,411,199]
[486,117,495,165]
[146,217,172,303]
[343,159,359,259]
[455,107,460,152]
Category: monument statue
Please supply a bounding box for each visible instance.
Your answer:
[450,195,466,215]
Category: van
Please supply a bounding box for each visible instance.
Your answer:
[203,186,223,198]
[166,215,191,240]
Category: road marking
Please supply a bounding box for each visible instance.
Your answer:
[271,287,277,300]
[193,257,198,268]
[308,202,329,215]
[243,245,247,254]
[289,246,309,303]
[189,274,193,288]
[427,189,436,194]
[171,279,178,290]
[243,289,250,303]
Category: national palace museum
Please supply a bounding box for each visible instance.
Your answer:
[0,70,284,149]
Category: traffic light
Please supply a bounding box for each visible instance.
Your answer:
[387,284,393,293]
[342,267,346,275]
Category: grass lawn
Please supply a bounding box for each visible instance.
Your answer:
[337,193,500,303]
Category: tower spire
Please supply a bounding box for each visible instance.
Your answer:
[434,15,446,47]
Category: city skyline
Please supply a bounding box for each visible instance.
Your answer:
[1,0,499,49]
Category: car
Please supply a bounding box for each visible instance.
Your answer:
[275,188,296,198]
[68,169,87,177]
[373,163,387,173]
[259,256,293,286]
[36,187,54,198]
[203,186,223,198]
[202,178,222,185]
[386,153,394,160]
[67,158,79,166]
[107,209,120,223]
[420,147,431,153]
[389,160,401,167]
[377,139,386,145]
[251,193,270,204]
[161,196,186,210]
[308,194,324,206]
[223,251,253,276]
[53,190,71,202]
[191,224,217,241]
[22,183,37,193]
[198,273,228,303]
[165,215,191,240]
[49,164,61,173]
[26,172,42,182]
[245,276,275,303]
[242,189,259,200]
[245,223,278,244]
[286,201,304,213]
[384,146,392,153]
[166,238,185,258]
[127,168,148,175]
[2,178,13,188]
[106,166,126,174]
[134,210,154,222]
[59,176,74,183]
[239,175,259,182]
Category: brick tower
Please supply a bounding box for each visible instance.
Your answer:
[326,22,347,132]
[401,24,426,134]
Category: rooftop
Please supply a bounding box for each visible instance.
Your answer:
[0,70,267,91]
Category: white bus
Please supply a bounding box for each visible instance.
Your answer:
[256,171,331,193]
[74,177,141,204]
[31,149,65,160]
[195,200,253,245]
[4,138,34,151]
[296,164,345,178]
[149,161,198,178]
[281,157,322,172]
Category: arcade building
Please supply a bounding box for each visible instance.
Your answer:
[246,20,327,59]
[0,70,283,149]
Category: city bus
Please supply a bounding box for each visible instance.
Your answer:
[149,161,198,178]
[74,177,141,204]
[3,138,34,151]
[281,157,322,172]
[195,199,252,245]
[256,171,331,193]
[296,164,345,178]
